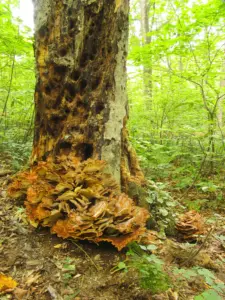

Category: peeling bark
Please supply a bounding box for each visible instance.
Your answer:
[31,0,144,191]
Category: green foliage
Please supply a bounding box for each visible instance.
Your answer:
[146,180,178,233]
[113,243,170,294]
[127,243,170,293]
[195,289,222,300]
[61,257,76,284]
[0,0,35,170]
[173,266,225,299]
[128,0,225,209]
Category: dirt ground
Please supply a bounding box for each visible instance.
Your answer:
[0,166,225,300]
[0,171,156,300]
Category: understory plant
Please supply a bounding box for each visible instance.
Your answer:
[112,242,170,294]
[173,267,225,299]
[146,180,178,235]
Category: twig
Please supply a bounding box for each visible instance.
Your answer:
[180,226,215,266]
[69,239,100,271]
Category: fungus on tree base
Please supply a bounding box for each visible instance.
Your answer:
[8,156,149,250]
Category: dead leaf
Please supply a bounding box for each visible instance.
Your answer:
[0,273,17,292]
[47,285,63,300]
[167,288,179,300]
[14,288,28,300]
[25,272,41,286]
[54,244,63,249]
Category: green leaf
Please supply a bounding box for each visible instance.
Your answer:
[146,245,158,251]
[159,208,169,216]
[117,262,127,270]
[194,289,222,300]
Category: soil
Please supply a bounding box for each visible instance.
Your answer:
[0,172,152,300]
[0,164,225,300]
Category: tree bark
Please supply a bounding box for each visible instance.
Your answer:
[31,0,144,190]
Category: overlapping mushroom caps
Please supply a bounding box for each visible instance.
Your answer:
[8,157,149,250]
[176,210,204,241]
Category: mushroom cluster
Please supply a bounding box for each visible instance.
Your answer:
[8,156,149,250]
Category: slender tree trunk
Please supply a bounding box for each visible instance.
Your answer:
[218,58,225,128]
[140,0,153,109]
[32,0,144,191]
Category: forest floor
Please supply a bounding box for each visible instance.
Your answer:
[0,160,225,300]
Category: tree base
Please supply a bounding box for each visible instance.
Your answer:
[8,155,149,250]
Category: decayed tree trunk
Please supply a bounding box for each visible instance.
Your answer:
[31,0,143,190]
[8,0,149,250]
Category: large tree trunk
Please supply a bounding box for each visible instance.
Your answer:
[8,0,149,250]
[31,0,143,190]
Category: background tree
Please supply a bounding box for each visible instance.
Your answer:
[129,0,225,190]
[0,0,34,169]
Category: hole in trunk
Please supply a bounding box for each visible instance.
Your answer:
[71,70,80,81]
[69,19,75,31]
[51,115,64,123]
[68,8,73,16]
[96,103,104,114]
[65,108,70,114]
[80,53,89,67]
[80,79,87,90]
[45,85,51,95]
[91,77,101,90]
[108,45,112,54]
[59,141,72,149]
[75,143,93,160]
[58,141,72,155]
[59,47,67,57]
[54,65,67,75]
[39,26,48,39]
[66,83,77,97]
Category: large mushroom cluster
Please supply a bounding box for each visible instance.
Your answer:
[8,156,149,250]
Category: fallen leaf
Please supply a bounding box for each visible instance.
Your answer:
[0,273,17,292]
[25,272,41,286]
[54,244,63,249]
[47,285,63,300]
[14,287,28,300]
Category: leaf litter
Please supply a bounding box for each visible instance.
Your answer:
[0,165,225,299]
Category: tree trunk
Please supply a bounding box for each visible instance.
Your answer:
[31,0,143,190]
[8,0,149,251]
[218,58,225,128]
[140,0,153,108]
